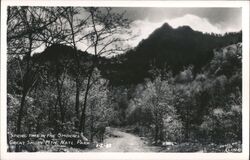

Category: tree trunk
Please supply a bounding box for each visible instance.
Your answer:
[185,106,190,142]
[155,126,159,143]
[16,90,27,134]
[90,102,94,142]
[75,77,80,121]
[16,35,32,134]
[79,71,93,133]
[159,119,164,141]
[53,95,59,133]
[68,13,81,127]
[56,74,64,123]
[154,124,159,143]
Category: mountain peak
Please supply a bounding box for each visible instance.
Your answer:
[146,23,173,39]
[176,25,194,32]
[160,22,173,30]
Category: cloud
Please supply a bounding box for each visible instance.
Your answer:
[32,14,240,56]
[170,14,221,33]
[127,14,241,48]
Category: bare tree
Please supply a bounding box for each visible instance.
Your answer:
[8,6,132,135]
[60,7,91,126]
[7,7,63,134]
[59,7,132,133]
[78,7,132,133]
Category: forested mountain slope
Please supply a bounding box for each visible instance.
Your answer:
[101,23,242,85]
[28,23,242,86]
[125,42,242,147]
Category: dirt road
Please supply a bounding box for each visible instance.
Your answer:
[91,128,160,152]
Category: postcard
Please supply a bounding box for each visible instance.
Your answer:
[1,0,249,160]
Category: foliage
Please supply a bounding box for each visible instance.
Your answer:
[127,76,184,144]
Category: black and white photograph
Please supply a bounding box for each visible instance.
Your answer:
[0,0,249,160]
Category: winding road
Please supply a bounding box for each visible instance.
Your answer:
[91,128,160,152]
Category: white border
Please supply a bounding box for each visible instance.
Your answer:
[1,1,249,160]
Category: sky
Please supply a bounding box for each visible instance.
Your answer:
[31,7,242,55]
[112,7,242,47]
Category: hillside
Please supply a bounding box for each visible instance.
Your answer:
[31,23,242,86]
[101,23,242,85]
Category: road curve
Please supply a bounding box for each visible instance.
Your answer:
[91,128,160,152]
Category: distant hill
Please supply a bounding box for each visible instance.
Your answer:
[33,44,93,64]
[32,23,242,86]
[103,23,242,85]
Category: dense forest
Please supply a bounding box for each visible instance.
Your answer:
[7,6,242,152]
